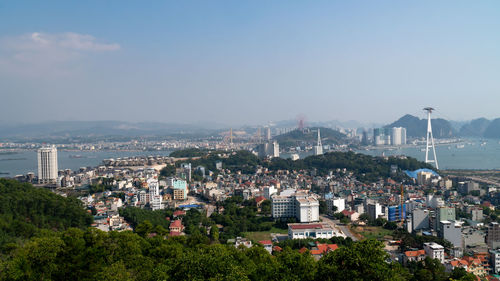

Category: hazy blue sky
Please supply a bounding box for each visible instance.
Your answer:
[1,1,499,126]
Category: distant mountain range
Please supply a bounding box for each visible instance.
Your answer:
[385,115,500,139]
[0,121,225,140]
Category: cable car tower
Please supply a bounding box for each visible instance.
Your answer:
[424,107,439,169]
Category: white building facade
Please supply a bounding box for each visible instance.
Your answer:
[288,223,338,239]
[37,145,58,184]
[424,242,445,263]
[272,191,319,223]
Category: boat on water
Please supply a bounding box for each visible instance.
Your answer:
[456,144,465,149]
[69,155,85,159]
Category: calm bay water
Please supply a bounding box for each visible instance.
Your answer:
[0,150,172,177]
[356,139,500,170]
[2,139,500,177]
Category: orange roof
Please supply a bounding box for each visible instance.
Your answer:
[314,244,338,254]
[259,240,272,245]
[273,246,282,252]
[405,250,425,257]
[170,220,183,228]
[299,247,309,254]
[173,210,186,217]
[255,196,266,203]
[310,249,323,255]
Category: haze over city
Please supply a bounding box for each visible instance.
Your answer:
[1,1,500,126]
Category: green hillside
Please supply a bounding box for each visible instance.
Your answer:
[274,127,346,148]
[0,179,93,247]
[267,151,434,182]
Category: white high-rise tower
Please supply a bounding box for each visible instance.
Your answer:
[37,145,58,184]
[313,129,323,155]
[424,107,439,169]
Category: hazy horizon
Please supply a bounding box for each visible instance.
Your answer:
[2,1,500,125]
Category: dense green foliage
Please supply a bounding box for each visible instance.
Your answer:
[268,151,433,181]
[393,229,453,252]
[274,127,346,148]
[406,257,475,281]
[0,179,92,248]
[0,228,418,281]
[174,150,262,175]
[119,207,173,229]
[169,148,207,158]
[169,149,432,181]
[211,197,278,240]
[87,177,114,194]
[0,180,478,281]
[159,164,176,178]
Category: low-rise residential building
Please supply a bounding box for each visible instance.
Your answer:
[169,220,184,234]
[259,240,273,254]
[423,242,445,263]
[403,249,426,265]
[288,223,342,240]
[234,237,252,248]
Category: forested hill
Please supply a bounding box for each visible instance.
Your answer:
[268,151,434,182]
[459,118,491,137]
[386,114,455,138]
[0,179,93,246]
[273,127,346,148]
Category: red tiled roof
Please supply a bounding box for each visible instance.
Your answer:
[310,249,322,255]
[405,249,425,257]
[255,196,266,203]
[259,240,272,245]
[173,210,186,217]
[273,246,282,252]
[299,247,308,254]
[316,244,338,253]
[341,210,354,216]
[290,224,323,230]
[170,220,183,228]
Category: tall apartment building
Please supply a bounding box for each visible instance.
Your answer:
[391,127,407,146]
[180,163,192,182]
[366,202,383,221]
[272,191,319,223]
[487,222,500,249]
[148,178,159,197]
[258,141,280,158]
[37,145,58,184]
[388,204,407,222]
[326,197,345,214]
[435,206,456,231]
[412,209,430,232]
[490,249,500,274]
[173,179,187,200]
[148,178,162,210]
[440,220,463,257]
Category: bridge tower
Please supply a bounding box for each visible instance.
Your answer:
[424,107,439,169]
